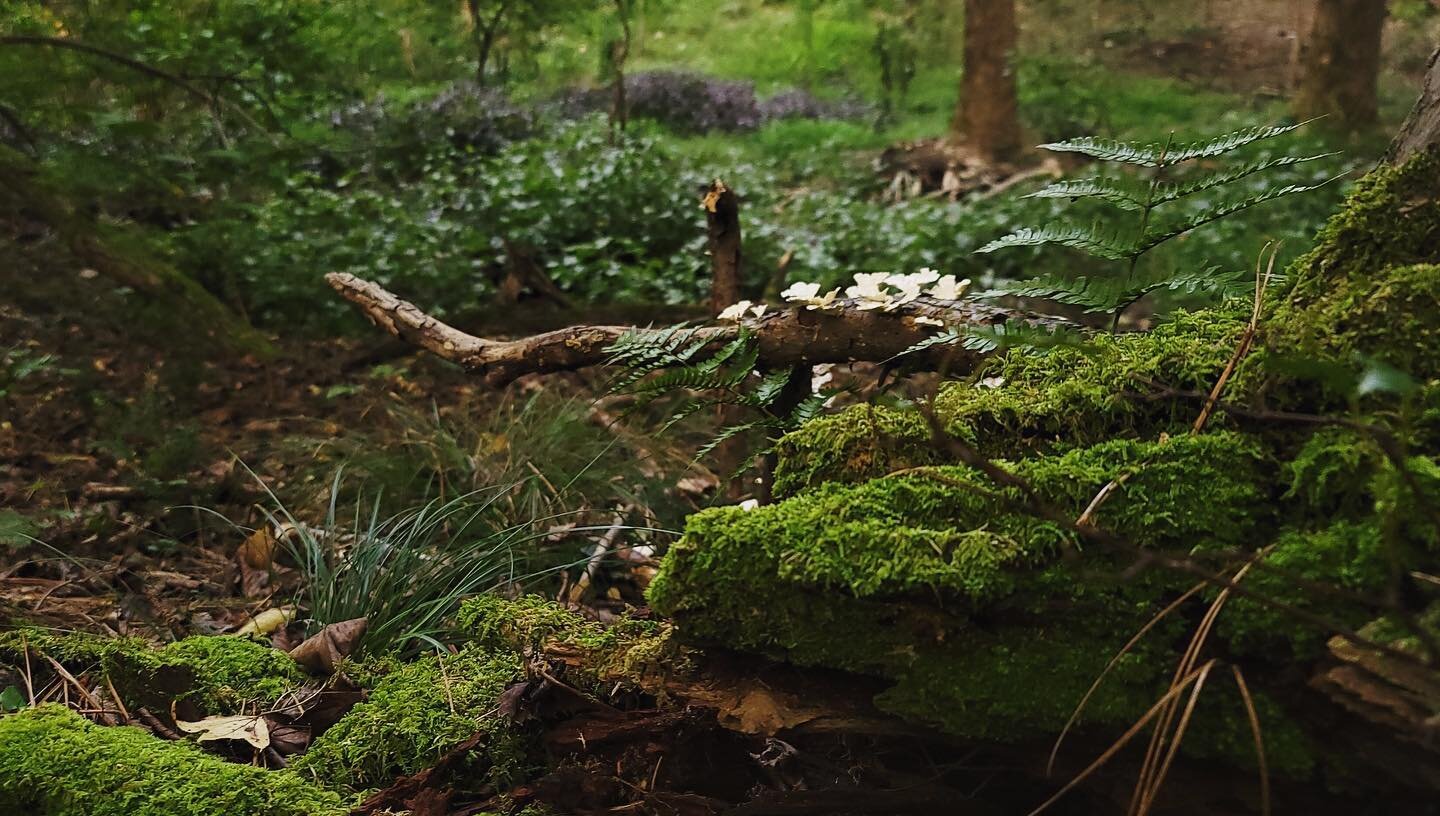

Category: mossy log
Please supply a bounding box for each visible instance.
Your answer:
[648,142,1440,808]
[0,705,345,816]
[0,629,305,719]
[0,146,274,359]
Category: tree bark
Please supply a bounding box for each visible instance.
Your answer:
[325,273,1063,387]
[950,0,1022,164]
[1387,47,1440,165]
[703,180,743,315]
[1294,0,1388,130]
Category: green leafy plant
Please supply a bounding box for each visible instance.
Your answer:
[978,122,1339,329]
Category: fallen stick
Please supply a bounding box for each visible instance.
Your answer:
[326,273,1069,386]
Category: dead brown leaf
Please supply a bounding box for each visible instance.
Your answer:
[289,617,367,675]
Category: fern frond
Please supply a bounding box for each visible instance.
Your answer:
[1162,121,1310,164]
[986,267,1250,315]
[960,322,1084,353]
[696,421,771,462]
[751,369,795,406]
[987,276,1125,312]
[977,225,1139,261]
[1039,122,1308,168]
[1137,266,1252,298]
[1151,153,1337,206]
[1025,177,1146,210]
[888,328,964,362]
[788,393,830,425]
[1139,176,1341,252]
[1038,136,1167,167]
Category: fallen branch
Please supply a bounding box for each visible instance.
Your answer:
[326,273,1067,386]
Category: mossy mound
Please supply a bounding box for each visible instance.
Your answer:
[0,705,345,816]
[773,308,1247,496]
[461,594,689,688]
[661,150,1440,788]
[1270,148,1440,374]
[651,433,1278,744]
[290,647,528,794]
[0,630,304,714]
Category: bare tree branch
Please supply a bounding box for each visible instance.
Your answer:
[325,272,1066,386]
[0,35,270,137]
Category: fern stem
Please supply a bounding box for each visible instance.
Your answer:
[1113,133,1174,333]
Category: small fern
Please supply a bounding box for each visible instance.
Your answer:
[604,327,832,478]
[979,122,1337,330]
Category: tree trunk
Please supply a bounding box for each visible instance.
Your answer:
[951,0,1021,164]
[609,1,632,143]
[1388,47,1440,165]
[1294,0,1388,130]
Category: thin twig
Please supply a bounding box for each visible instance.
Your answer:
[1026,663,1214,816]
[1047,579,1209,775]
[37,653,117,725]
[567,506,634,605]
[1231,666,1271,816]
[105,674,131,723]
[20,632,34,706]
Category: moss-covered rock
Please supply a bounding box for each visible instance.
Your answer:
[0,705,345,816]
[290,647,528,794]
[0,631,304,715]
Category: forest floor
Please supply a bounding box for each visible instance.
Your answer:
[5,4,1440,813]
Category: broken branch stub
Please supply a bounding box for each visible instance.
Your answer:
[327,272,1066,386]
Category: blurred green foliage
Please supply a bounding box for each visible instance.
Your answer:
[0,0,1426,339]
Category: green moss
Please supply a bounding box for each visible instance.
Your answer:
[774,308,1248,494]
[1282,428,1384,517]
[1218,521,1391,660]
[771,405,938,497]
[461,595,691,688]
[651,432,1271,708]
[157,637,305,711]
[874,617,1169,740]
[1275,149,1440,342]
[936,308,1248,445]
[0,631,303,714]
[1244,149,1440,403]
[0,705,344,816]
[290,647,527,794]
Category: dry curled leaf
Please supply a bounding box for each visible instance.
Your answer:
[289,618,367,675]
[175,714,270,749]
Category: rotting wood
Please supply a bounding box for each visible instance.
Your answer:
[704,179,743,316]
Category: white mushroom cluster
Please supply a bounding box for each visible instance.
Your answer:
[719,269,971,323]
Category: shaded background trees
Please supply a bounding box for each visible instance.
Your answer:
[1295,0,1390,129]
